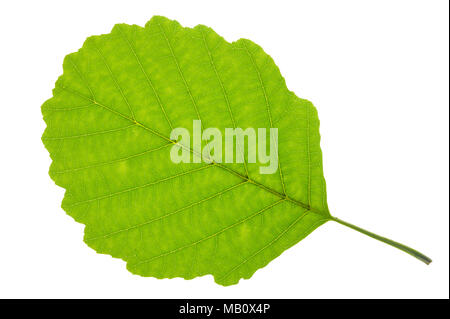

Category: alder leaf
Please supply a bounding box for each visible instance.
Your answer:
[42,16,431,286]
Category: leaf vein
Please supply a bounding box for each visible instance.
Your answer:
[67,164,214,207]
[92,41,136,120]
[201,29,249,177]
[129,199,285,268]
[43,124,135,140]
[51,143,172,174]
[84,181,247,241]
[118,25,173,130]
[243,43,287,195]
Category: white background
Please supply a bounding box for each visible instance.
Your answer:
[0,0,448,299]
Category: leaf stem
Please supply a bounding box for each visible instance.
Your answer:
[330,216,432,265]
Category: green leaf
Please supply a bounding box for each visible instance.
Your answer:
[42,15,431,286]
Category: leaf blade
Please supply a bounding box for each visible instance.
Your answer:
[42,15,331,286]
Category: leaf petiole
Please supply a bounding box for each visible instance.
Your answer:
[330,216,432,265]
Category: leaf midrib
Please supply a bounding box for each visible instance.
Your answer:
[56,84,324,216]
